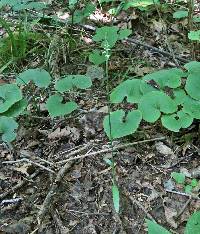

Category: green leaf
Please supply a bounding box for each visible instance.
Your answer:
[191,179,198,187]
[103,109,142,139]
[86,65,104,80]
[0,116,18,142]
[110,79,156,103]
[0,84,22,113]
[104,158,113,166]
[193,16,200,23]
[185,185,193,193]
[55,75,92,92]
[2,99,28,117]
[173,89,187,105]
[143,68,185,89]
[118,28,132,40]
[182,96,200,119]
[93,26,119,48]
[138,91,177,123]
[173,10,188,19]
[17,68,51,88]
[146,219,171,234]
[188,30,200,41]
[184,62,200,100]
[171,172,185,184]
[184,211,200,234]
[112,184,120,213]
[161,111,193,132]
[46,94,78,118]
[89,50,107,65]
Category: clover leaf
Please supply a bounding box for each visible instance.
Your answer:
[0,84,22,113]
[161,111,193,132]
[55,75,92,93]
[143,68,185,89]
[138,91,177,123]
[110,79,156,103]
[0,116,18,142]
[46,94,78,118]
[103,109,142,139]
[17,68,51,88]
[185,211,200,234]
[185,61,200,100]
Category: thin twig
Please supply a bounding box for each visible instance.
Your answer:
[0,171,40,200]
[57,137,166,165]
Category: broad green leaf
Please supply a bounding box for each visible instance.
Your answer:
[13,2,46,11]
[0,116,18,142]
[55,75,92,92]
[17,68,51,88]
[173,10,188,19]
[171,172,185,184]
[118,28,132,40]
[184,211,200,234]
[161,111,193,132]
[89,51,107,65]
[93,26,119,48]
[73,3,95,23]
[123,0,160,10]
[86,65,104,80]
[46,94,78,118]
[184,61,200,74]
[184,62,200,100]
[182,96,200,119]
[110,79,156,103]
[112,184,120,213]
[173,89,187,105]
[2,99,28,117]
[0,84,22,113]
[103,109,142,139]
[185,185,193,193]
[138,91,177,123]
[188,30,200,41]
[146,219,171,234]
[191,179,198,187]
[143,68,185,89]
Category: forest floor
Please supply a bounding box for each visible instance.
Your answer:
[0,1,200,234]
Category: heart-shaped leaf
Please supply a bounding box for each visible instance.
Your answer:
[185,61,200,100]
[138,91,177,123]
[2,99,28,117]
[46,94,78,118]
[182,96,200,119]
[110,79,156,103]
[0,116,18,142]
[173,10,188,19]
[0,84,22,113]
[17,68,51,88]
[173,89,187,105]
[143,68,185,89]
[185,211,200,234]
[103,109,142,139]
[161,111,193,132]
[55,75,92,93]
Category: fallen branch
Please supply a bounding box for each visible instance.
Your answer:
[37,161,74,224]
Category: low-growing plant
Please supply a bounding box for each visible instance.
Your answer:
[0,68,92,143]
[171,171,199,194]
[103,61,200,138]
